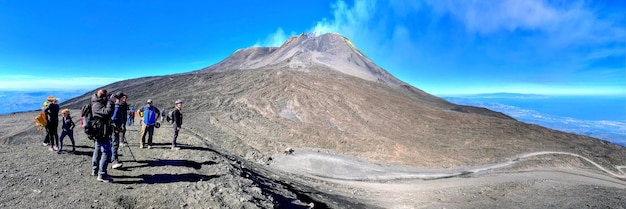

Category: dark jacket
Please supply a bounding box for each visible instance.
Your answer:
[172,108,183,127]
[90,94,112,140]
[91,94,112,120]
[44,103,60,123]
[61,117,75,132]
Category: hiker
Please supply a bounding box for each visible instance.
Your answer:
[127,106,135,126]
[161,110,166,122]
[91,89,113,182]
[138,99,160,149]
[110,92,128,169]
[58,109,76,154]
[41,101,50,146]
[171,99,183,150]
[43,96,60,152]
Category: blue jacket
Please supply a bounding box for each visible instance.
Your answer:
[112,101,128,126]
[141,105,160,125]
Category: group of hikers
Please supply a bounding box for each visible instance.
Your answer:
[39,89,184,183]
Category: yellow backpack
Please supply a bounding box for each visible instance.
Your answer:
[34,112,47,131]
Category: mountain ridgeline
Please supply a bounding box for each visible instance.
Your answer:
[62,33,625,170]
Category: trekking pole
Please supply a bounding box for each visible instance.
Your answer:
[122,136,136,161]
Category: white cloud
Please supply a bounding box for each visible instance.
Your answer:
[312,0,377,38]
[255,28,297,47]
[426,0,625,46]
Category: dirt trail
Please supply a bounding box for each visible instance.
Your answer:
[270,149,626,180]
[0,113,351,209]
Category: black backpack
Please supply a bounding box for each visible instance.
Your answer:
[80,103,97,139]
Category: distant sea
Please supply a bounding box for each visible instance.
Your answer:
[0,90,88,114]
[442,94,626,147]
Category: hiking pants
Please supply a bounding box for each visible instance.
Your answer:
[140,124,155,146]
[111,129,120,162]
[43,128,50,145]
[47,121,59,147]
[92,139,111,176]
[172,124,180,147]
[112,126,126,161]
[59,130,75,151]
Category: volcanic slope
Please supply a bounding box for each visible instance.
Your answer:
[64,33,625,172]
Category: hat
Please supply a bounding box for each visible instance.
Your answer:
[114,91,126,99]
[175,99,182,104]
[47,96,55,101]
[61,109,70,114]
[147,99,152,104]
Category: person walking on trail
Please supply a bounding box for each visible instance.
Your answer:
[110,92,128,169]
[139,99,160,149]
[43,96,60,152]
[91,89,113,183]
[58,109,76,154]
[127,106,135,126]
[171,99,183,150]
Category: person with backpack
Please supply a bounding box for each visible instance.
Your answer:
[170,99,183,150]
[138,99,160,149]
[43,96,60,152]
[90,89,113,182]
[110,92,128,169]
[58,109,76,154]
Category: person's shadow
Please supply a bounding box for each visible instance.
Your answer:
[110,159,218,184]
[111,173,220,184]
[118,159,216,170]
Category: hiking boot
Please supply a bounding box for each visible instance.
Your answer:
[112,161,123,169]
[57,150,62,154]
[171,146,181,150]
[97,175,113,183]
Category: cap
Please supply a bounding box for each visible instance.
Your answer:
[114,91,126,99]
[147,99,152,104]
[175,99,182,104]
[43,101,48,106]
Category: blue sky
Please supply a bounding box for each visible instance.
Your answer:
[0,0,624,96]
